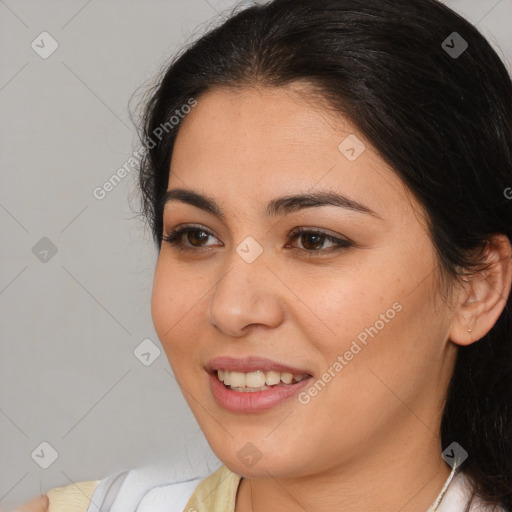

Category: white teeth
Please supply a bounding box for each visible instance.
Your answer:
[229,371,246,387]
[281,372,293,384]
[245,371,266,388]
[216,369,309,389]
[265,370,281,386]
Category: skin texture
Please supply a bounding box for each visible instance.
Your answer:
[151,85,512,511]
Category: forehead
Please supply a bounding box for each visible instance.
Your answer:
[168,85,419,224]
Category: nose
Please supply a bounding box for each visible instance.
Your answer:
[207,247,284,337]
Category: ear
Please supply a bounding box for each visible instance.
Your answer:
[449,234,512,347]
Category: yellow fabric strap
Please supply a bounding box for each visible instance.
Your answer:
[184,465,242,512]
[47,480,100,512]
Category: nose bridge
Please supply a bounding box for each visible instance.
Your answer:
[207,238,283,335]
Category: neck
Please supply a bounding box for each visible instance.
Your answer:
[235,423,452,512]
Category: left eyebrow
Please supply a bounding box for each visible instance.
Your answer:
[161,188,384,221]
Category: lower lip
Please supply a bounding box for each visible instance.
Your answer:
[209,372,312,413]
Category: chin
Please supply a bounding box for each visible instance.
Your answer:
[210,438,312,480]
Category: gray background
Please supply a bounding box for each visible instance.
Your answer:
[1,0,511,508]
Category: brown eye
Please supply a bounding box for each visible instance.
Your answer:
[162,226,220,251]
[287,228,351,253]
[186,229,211,247]
[162,225,351,256]
[299,232,326,250]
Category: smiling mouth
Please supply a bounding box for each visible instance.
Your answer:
[216,369,311,392]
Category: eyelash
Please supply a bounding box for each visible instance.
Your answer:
[161,224,352,256]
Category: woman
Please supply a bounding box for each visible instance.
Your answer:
[15,0,512,510]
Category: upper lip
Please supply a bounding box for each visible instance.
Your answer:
[206,355,312,376]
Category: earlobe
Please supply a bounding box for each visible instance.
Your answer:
[449,234,512,347]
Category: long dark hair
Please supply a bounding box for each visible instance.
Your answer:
[132,0,512,508]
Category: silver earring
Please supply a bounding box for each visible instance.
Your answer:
[467,329,472,333]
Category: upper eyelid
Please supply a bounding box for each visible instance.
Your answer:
[164,223,347,240]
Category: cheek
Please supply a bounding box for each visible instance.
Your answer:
[291,268,394,356]
[151,264,173,341]
[151,261,200,360]
[295,264,434,401]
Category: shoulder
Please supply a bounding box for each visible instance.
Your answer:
[46,480,100,512]
[184,464,242,511]
[438,470,507,512]
[83,461,214,512]
[41,461,214,512]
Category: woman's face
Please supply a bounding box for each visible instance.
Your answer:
[151,85,459,479]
